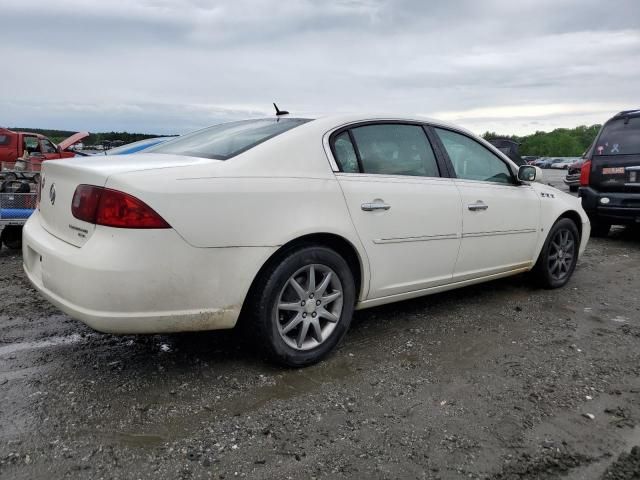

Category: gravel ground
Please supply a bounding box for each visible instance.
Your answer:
[1,170,639,479]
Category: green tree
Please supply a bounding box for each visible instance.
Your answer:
[482,125,601,157]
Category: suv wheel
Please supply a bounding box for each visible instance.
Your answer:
[250,246,355,367]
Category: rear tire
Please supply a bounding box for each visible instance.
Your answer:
[1,226,22,250]
[569,185,578,192]
[532,218,580,289]
[590,222,611,238]
[249,245,355,367]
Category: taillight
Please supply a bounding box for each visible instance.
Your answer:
[71,185,170,229]
[579,160,591,186]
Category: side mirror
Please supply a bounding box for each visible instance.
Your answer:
[518,165,543,183]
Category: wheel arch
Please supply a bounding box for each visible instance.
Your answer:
[558,209,583,240]
[238,233,366,326]
[532,208,584,267]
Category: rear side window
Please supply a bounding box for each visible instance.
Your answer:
[148,118,311,160]
[435,128,514,184]
[0,135,10,146]
[341,124,439,177]
[595,117,640,155]
[333,132,359,173]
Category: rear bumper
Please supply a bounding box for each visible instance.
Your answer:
[579,187,640,224]
[22,211,277,334]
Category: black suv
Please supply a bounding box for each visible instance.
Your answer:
[579,109,640,236]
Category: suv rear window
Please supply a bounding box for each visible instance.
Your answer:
[595,116,640,155]
[147,118,311,160]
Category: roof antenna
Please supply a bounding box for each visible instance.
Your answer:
[273,103,289,117]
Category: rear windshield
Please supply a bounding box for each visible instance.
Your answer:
[147,118,311,160]
[595,116,640,156]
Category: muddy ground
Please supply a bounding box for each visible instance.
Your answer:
[1,170,639,479]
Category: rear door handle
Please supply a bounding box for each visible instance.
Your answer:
[361,199,391,211]
[467,201,488,211]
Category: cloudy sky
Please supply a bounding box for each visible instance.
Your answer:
[1,0,639,136]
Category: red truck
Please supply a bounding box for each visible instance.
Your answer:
[0,128,89,167]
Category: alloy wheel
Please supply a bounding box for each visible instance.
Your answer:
[548,228,576,281]
[275,264,344,351]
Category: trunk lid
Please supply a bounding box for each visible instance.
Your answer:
[38,153,213,247]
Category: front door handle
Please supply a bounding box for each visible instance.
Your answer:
[361,199,391,211]
[467,201,488,211]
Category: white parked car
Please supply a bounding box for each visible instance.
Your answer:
[23,115,590,366]
[550,158,579,169]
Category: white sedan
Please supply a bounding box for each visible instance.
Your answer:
[23,115,590,366]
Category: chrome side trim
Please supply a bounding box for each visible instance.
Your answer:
[373,233,459,244]
[461,228,537,238]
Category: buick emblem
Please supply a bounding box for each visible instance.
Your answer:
[49,183,56,205]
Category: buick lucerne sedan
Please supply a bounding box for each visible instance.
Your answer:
[23,115,590,366]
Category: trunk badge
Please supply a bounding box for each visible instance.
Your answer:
[49,183,56,205]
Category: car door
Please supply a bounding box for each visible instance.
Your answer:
[329,122,463,299]
[432,127,540,281]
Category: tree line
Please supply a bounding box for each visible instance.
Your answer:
[9,128,171,146]
[482,125,601,157]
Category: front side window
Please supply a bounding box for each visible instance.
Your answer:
[435,128,514,184]
[41,139,57,154]
[595,116,640,155]
[346,124,439,177]
[148,118,311,160]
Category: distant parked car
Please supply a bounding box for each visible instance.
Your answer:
[522,156,540,164]
[487,138,526,166]
[564,158,585,192]
[538,158,565,169]
[0,128,88,165]
[579,108,640,237]
[550,158,579,170]
[105,137,174,155]
[531,157,549,167]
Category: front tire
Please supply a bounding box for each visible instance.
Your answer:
[250,246,355,367]
[532,218,580,289]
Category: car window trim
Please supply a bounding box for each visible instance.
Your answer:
[431,126,519,185]
[328,120,446,178]
[346,129,364,173]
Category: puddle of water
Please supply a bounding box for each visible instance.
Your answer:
[222,359,355,416]
[0,334,87,357]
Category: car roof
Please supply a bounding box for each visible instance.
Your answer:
[613,109,640,119]
[307,113,476,136]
